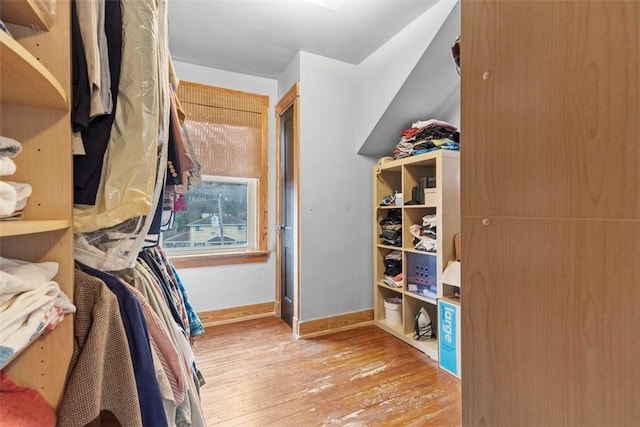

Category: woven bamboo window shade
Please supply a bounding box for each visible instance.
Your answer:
[176,82,269,178]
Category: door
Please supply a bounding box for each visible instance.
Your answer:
[276,83,299,329]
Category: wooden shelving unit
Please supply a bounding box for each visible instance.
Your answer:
[0,30,67,109]
[0,0,73,408]
[0,219,70,237]
[0,0,53,30]
[373,150,460,362]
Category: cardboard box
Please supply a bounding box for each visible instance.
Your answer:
[438,297,461,379]
[424,189,437,207]
[442,260,461,288]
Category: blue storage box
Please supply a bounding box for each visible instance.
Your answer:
[438,298,461,379]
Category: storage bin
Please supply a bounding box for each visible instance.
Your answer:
[424,189,437,207]
[384,297,402,325]
[406,252,437,299]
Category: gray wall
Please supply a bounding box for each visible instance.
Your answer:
[355,0,460,155]
[171,61,278,312]
[297,51,376,321]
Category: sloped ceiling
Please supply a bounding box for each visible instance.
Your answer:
[168,0,439,79]
[357,2,461,159]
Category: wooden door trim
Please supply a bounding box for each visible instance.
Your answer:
[275,82,300,333]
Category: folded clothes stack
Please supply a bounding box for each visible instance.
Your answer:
[0,256,76,367]
[0,136,32,220]
[393,119,460,159]
[382,250,403,288]
[379,209,402,247]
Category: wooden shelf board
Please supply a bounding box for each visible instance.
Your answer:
[0,0,52,30]
[440,295,461,305]
[0,219,70,237]
[0,30,67,110]
[405,291,437,306]
[404,332,439,360]
[403,204,437,209]
[404,248,437,256]
[378,151,460,174]
[377,244,402,251]
[376,281,403,292]
[374,318,405,335]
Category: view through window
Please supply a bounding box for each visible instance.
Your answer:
[162,176,256,250]
[162,81,268,262]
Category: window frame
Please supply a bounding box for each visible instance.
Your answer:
[167,82,270,268]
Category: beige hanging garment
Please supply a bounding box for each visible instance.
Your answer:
[74,0,162,233]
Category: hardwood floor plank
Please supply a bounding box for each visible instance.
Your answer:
[193,317,461,426]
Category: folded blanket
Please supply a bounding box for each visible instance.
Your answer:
[0,136,22,158]
[0,257,75,312]
[0,157,16,176]
[0,257,58,303]
[0,283,63,343]
[0,257,75,367]
[0,181,17,216]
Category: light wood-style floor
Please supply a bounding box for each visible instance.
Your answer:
[193,317,461,426]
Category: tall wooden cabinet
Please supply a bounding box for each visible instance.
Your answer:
[373,150,460,361]
[461,0,640,425]
[0,0,73,407]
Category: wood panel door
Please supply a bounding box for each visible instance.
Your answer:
[276,83,300,330]
[462,217,640,425]
[461,1,640,425]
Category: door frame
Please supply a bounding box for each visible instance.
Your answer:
[275,82,300,334]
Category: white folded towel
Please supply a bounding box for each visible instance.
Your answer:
[4,181,32,212]
[0,257,58,303]
[0,136,22,158]
[0,157,16,176]
[0,283,61,343]
[0,181,17,216]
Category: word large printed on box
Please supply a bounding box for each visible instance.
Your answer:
[438,297,461,378]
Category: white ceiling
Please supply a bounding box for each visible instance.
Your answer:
[168,0,439,79]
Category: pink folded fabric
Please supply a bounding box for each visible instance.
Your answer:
[0,371,56,427]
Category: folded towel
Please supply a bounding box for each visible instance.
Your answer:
[0,136,22,158]
[0,181,17,216]
[4,181,32,212]
[0,257,58,303]
[0,211,24,221]
[0,284,61,344]
[0,157,17,176]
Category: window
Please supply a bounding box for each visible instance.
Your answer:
[163,176,256,250]
[163,82,269,268]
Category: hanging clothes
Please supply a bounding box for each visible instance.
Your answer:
[75,262,169,427]
[75,0,112,119]
[58,268,143,426]
[72,0,122,200]
[66,0,206,424]
[126,258,207,427]
[73,0,170,234]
